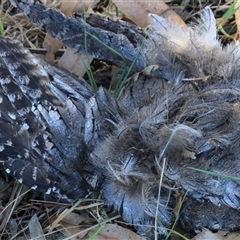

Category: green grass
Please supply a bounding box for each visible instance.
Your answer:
[189,167,240,182]
[217,0,239,40]
[0,0,6,36]
[83,29,147,96]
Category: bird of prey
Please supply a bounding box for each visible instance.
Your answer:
[1,0,240,237]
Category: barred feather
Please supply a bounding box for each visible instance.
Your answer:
[0,37,93,200]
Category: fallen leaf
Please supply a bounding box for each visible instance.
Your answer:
[57,223,88,239]
[113,0,186,28]
[192,228,223,240]
[28,214,46,240]
[50,211,95,239]
[60,212,95,225]
[86,224,145,240]
[61,0,95,14]
[43,35,63,62]
[218,231,240,240]
[58,48,94,77]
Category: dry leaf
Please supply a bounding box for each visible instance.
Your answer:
[43,35,63,62]
[57,223,88,239]
[192,228,223,240]
[58,48,94,77]
[113,0,186,28]
[50,211,95,239]
[60,212,94,225]
[61,0,95,14]
[28,214,46,240]
[54,213,143,240]
[195,229,240,240]
[218,231,240,240]
[86,224,145,240]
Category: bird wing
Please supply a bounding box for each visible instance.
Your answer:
[0,37,93,200]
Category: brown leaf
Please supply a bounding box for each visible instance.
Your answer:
[86,224,145,240]
[61,0,94,14]
[192,228,223,240]
[113,0,186,28]
[58,48,94,77]
[218,231,240,240]
[57,224,88,239]
[50,211,95,239]
[42,35,63,62]
[28,214,46,240]
[60,212,94,225]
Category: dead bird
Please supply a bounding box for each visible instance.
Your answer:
[2,1,240,237]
